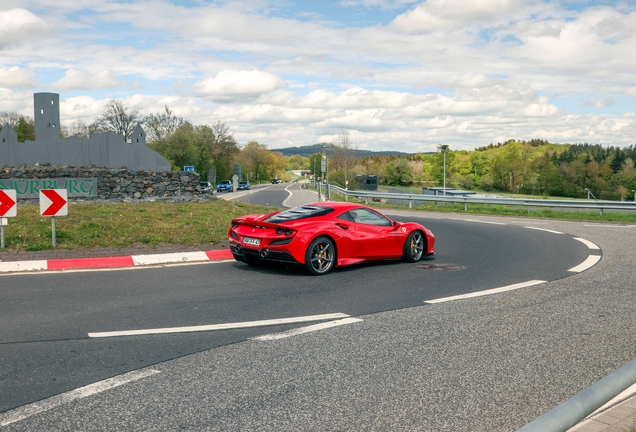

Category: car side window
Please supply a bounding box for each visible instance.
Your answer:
[351,209,392,226]
[337,212,355,222]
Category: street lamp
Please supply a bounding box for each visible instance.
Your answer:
[438,144,449,196]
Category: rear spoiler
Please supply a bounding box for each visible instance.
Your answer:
[234,218,281,229]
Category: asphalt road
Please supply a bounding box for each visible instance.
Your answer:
[2,185,631,431]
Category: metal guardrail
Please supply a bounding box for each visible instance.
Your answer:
[517,357,636,431]
[327,185,636,215]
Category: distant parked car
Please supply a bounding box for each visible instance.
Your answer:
[199,182,212,193]
[237,181,250,191]
[217,180,233,193]
[271,179,283,184]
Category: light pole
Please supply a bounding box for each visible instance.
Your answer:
[438,144,449,196]
[632,190,636,202]
[321,145,327,199]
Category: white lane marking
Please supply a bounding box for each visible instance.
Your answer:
[462,219,506,225]
[568,255,601,273]
[0,260,47,273]
[88,313,351,338]
[252,318,363,341]
[523,226,564,234]
[281,184,296,208]
[425,280,547,304]
[0,369,159,427]
[131,251,209,266]
[573,237,600,250]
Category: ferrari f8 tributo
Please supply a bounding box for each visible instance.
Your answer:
[228,201,435,275]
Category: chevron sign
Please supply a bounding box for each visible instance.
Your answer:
[40,189,68,216]
[0,190,17,217]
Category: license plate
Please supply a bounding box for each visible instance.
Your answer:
[242,237,261,246]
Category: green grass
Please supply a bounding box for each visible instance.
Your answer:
[0,200,277,252]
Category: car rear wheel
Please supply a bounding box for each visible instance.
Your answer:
[403,230,424,262]
[305,236,335,275]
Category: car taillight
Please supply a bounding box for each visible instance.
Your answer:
[284,228,293,236]
[231,221,239,228]
[276,227,283,235]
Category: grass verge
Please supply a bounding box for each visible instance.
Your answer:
[0,200,277,252]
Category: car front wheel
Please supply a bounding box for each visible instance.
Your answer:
[305,236,335,275]
[403,230,424,262]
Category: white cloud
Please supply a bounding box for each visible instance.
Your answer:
[0,67,37,88]
[581,98,615,109]
[2,1,636,152]
[192,70,286,102]
[51,68,125,91]
[390,0,521,34]
[0,8,49,47]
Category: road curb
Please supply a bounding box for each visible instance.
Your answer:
[0,249,234,274]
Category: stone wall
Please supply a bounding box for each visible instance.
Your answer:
[0,165,208,202]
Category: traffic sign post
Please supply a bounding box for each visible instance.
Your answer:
[0,218,5,249]
[0,189,17,249]
[40,189,68,247]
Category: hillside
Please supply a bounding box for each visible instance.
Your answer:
[270,143,422,158]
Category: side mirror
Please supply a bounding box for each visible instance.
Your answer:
[392,220,400,230]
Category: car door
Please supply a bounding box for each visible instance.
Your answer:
[349,209,404,259]
[332,211,359,260]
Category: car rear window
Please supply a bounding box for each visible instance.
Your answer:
[264,205,334,223]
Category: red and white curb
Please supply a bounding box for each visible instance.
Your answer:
[0,249,234,274]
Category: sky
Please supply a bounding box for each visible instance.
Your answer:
[1,0,636,153]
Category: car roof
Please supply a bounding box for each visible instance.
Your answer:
[299,201,371,212]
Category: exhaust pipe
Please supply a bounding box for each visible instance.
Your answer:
[260,249,269,258]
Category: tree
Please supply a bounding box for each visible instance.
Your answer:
[149,122,198,170]
[144,105,184,142]
[61,119,90,139]
[384,158,414,186]
[0,111,23,129]
[90,99,141,141]
[15,116,35,142]
[431,149,456,187]
[210,121,240,180]
[287,154,309,170]
[330,129,358,188]
[235,141,282,182]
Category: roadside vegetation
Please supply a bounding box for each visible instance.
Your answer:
[0,200,277,252]
[322,186,636,223]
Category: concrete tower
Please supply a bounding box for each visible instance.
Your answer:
[34,92,61,142]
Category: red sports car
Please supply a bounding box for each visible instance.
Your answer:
[228,201,435,275]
